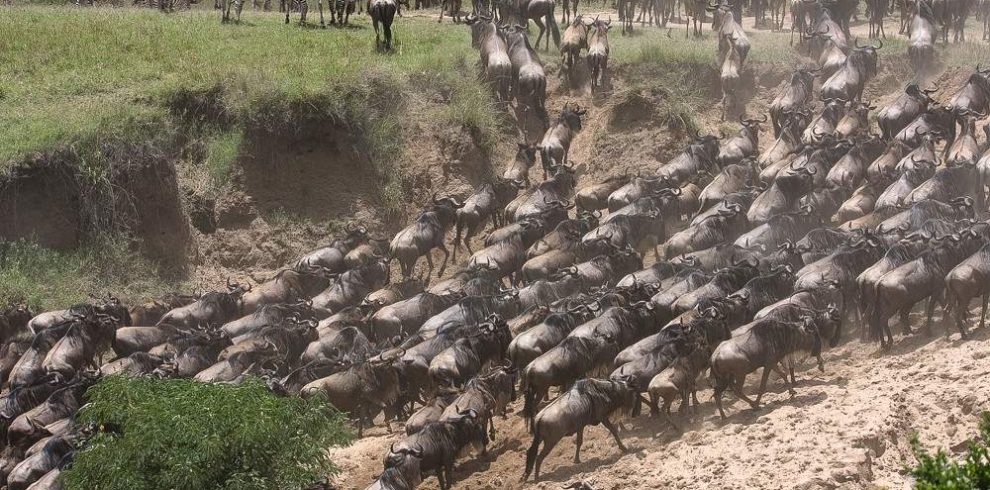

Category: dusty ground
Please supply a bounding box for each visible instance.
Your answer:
[328,323,990,490]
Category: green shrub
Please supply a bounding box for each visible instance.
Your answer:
[61,376,352,490]
[910,412,990,489]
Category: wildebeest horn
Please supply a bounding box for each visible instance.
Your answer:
[432,192,442,205]
[872,38,883,49]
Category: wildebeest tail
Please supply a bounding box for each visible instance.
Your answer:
[547,9,561,48]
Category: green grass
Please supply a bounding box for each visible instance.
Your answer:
[0,238,184,311]
[0,7,484,166]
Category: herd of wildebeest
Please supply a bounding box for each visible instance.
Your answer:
[6,0,990,489]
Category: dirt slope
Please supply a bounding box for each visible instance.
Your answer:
[330,325,990,490]
[321,15,990,490]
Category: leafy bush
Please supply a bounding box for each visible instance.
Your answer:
[911,412,990,489]
[61,376,352,490]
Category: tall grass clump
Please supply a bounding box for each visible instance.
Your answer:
[0,238,181,311]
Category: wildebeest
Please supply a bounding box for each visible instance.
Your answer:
[948,67,990,117]
[945,242,990,338]
[157,280,248,329]
[127,294,198,327]
[302,350,405,435]
[711,315,837,418]
[718,117,766,167]
[439,366,516,439]
[391,195,465,280]
[312,260,391,316]
[385,409,487,490]
[504,143,540,185]
[28,296,130,335]
[240,264,333,314]
[710,0,750,64]
[368,291,462,342]
[466,15,514,103]
[453,178,523,260]
[719,36,743,122]
[508,304,594,369]
[505,25,549,126]
[909,0,938,74]
[538,104,587,179]
[295,223,369,272]
[877,84,938,141]
[893,105,957,148]
[870,231,985,346]
[559,16,591,83]
[6,434,73,490]
[587,17,611,93]
[663,204,748,257]
[428,315,512,387]
[522,377,637,481]
[6,373,95,448]
[370,0,399,51]
[821,39,882,102]
[41,314,117,377]
[770,68,817,137]
[0,305,32,344]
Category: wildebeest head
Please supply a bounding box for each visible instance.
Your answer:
[850,37,882,76]
[557,103,588,132]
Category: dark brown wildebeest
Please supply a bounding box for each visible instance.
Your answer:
[711,315,836,417]
[876,84,938,141]
[504,25,549,128]
[821,39,882,102]
[390,195,465,280]
[384,409,487,490]
[870,230,984,347]
[867,0,888,38]
[439,0,462,22]
[909,0,938,75]
[586,16,611,93]
[945,242,990,338]
[157,282,247,330]
[709,0,750,64]
[0,305,32,344]
[720,37,742,122]
[466,15,514,103]
[370,0,399,51]
[718,116,766,166]
[504,143,539,186]
[560,0,579,23]
[510,0,560,49]
[241,263,333,314]
[685,0,707,36]
[453,178,524,260]
[538,104,587,179]
[769,68,816,137]
[302,349,405,436]
[948,67,990,117]
[834,101,874,139]
[522,377,638,481]
[559,15,591,83]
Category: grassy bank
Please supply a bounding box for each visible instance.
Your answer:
[0,238,184,311]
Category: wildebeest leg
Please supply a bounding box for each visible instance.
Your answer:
[714,377,729,418]
[317,0,325,26]
[533,436,556,479]
[602,418,627,452]
[753,365,773,406]
[533,18,547,48]
[924,295,938,336]
[981,292,989,331]
[437,243,450,277]
[573,427,584,462]
[899,308,912,335]
[731,374,758,409]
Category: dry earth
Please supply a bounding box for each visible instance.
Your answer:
[328,320,990,490]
